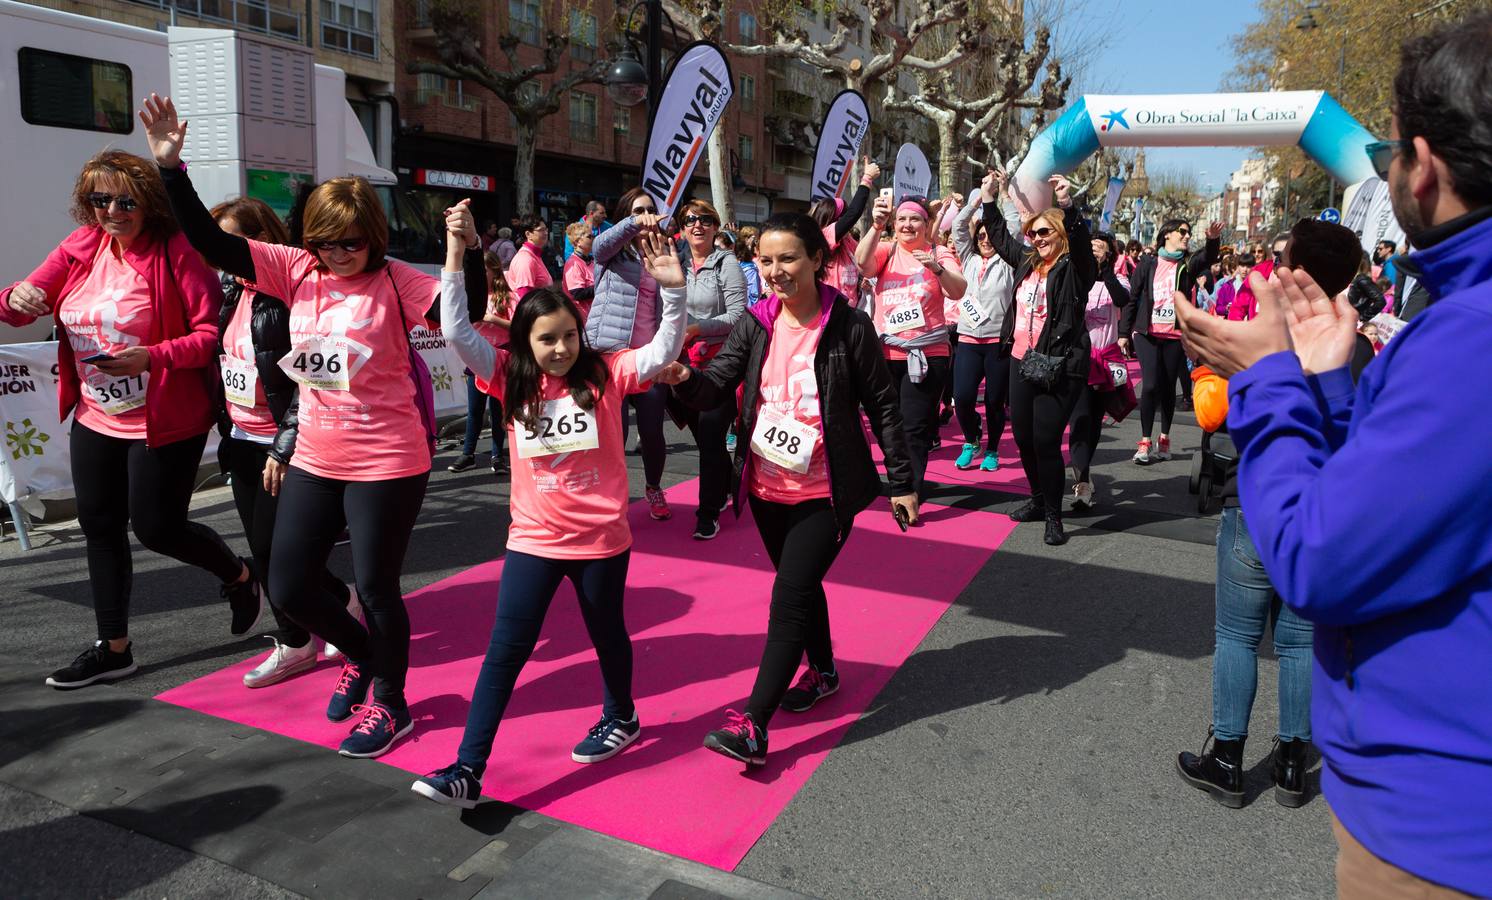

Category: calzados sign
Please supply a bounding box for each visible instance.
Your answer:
[809,90,870,202]
[641,41,734,220]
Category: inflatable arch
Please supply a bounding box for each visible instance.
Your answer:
[1009,91,1379,218]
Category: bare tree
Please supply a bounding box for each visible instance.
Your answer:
[406,0,613,216]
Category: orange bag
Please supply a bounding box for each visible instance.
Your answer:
[1191,365,1229,433]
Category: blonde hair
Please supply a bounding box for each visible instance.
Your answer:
[71,150,176,238]
[1020,208,1069,272]
[565,220,593,246]
[301,177,388,270]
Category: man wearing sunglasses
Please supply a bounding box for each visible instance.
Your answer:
[1174,12,1492,896]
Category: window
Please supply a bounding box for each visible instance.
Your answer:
[739,74,755,112]
[321,0,378,58]
[509,0,541,45]
[739,135,754,163]
[739,12,757,42]
[569,11,597,62]
[415,72,475,110]
[570,90,598,143]
[18,48,133,134]
[614,108,629,137]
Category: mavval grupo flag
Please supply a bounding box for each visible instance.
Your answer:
[640,41,733,221]
[893,143,932,205]
[809,90,870,202]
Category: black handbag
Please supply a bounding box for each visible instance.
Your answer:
[1017,274,1065,390]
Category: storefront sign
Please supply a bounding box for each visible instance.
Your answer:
[416,169,493,192]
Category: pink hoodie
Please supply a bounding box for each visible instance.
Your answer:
[0,225,222,445]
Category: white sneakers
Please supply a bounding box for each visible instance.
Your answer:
[323,589,364,661]
[1133,438,1152,464]
[1072,481,1095,509]
[243,636,317,688]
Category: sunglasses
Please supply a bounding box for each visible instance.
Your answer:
[1024,226,1056,240]
[1176,228,1192,237]
[682,214,718,228]
[308,238,369,254]
[631,205,657,215]
[88,192,138,212]
[1365,139,1412,180]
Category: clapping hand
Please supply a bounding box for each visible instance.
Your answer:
[139,93,187,169]
[639,230,685,288]
[1050,175,1073,209]
[1275,266,1358,375]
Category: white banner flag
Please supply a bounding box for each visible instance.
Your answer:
[640,41,734,221]
[893,143,932,205]
[0,342,71,504]
[810,90,870,202]
[407,326,467,416]
[1099,177,1126,230]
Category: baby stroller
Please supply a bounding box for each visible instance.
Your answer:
[1189,430,1238,515]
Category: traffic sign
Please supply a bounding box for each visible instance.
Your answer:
[1318,207,1341,223]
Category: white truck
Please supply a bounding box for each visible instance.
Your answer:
[0,0,396,341]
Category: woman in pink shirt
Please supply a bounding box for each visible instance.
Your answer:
[561,221,596,320]
[411,205,687,807]
[0,149,261,690]
[657,213,918,767]
[854,194,967,499]
[506,215,554,301]
[143,93,477,760]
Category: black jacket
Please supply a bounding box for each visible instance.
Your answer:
[1121,237,1220,336]
[673,288,915,538]
[215,278,299,465]
[985,203,1099,380]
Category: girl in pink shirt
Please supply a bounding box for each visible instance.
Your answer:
[656,212,919,768]
[412,207,687,807]
[506,215,554,301]
[854,194,967,500]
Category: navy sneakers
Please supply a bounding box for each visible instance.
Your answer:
[412,762,483,808]
[571,713,641,763]
[338,701,412,758]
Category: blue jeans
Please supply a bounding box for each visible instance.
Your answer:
[1213,506,1313,742]
[457,549,634,775]
[462,371,504,458]
[952,341,1009,450]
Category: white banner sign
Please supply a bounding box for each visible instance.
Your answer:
[1343,177,1406,256]
[893,143,932,205]
[810,90,870,202]
[1084,92,1318,148]
[1099,177,1126,230]
[407,326,467,416]
[640,41,734,221]
[0,342,70,504]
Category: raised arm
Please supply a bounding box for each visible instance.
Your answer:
[834,159,880,242]
[440,201,498,382]
[631,231,688,381]
[854,194,891,272]
[952,191,981,264]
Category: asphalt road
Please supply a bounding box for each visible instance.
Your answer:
[0,406,1336,899]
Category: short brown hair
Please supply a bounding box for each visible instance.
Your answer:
[71,150,176,239]
[301,177,388,270]
[678,198,720,225]
[210,197,291,246]
[734,225,758,262]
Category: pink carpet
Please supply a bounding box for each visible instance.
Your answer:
[157,481,1016,870]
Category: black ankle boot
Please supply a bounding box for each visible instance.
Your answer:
[1043,512,1068,545]
[1177,730,1246,808]
[1009,498,1043,523]
[1272,737,1310,808]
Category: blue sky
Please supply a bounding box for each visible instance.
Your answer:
[1060,0,1261,193]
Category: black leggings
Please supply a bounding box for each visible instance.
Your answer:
[941,326,958,407]
[1007,359,1083,517]
[268,466,428,706]
[690,391,738,516]
[952,341,1010,449]
[621,383,668,488]
[1134,333,1186,437]
[1067,384,1109,484]
[745,496,849,728]
[221,436,349,647]
[70,422,242,641]
[888,356,949,500]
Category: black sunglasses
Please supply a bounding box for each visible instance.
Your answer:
[631,204,657,215]
[88,192,138,212]
[682,214,718,227]
[1365,139,1412,180]
[1176,228,1192,237]
[1024,226,1055,240]
[308,238,369,253]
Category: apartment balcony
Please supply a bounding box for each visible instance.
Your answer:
[125,0,303,42]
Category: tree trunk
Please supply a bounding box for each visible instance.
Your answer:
[707,126,735,225]
[513,115,538,217]
[937,115,959,198]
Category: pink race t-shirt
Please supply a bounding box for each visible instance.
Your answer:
[562,253,595,321]
[219,287,278,439]
[750,312,830,503]
[248,242,437,481]
[868,242,959,360]
[1150,258,1181,339]
[478,350,644,559]
[821,225,861,306]
[59,240,154,439]
[475,292,512,349]
[507,243,553,300]
[1009,270,1048,361]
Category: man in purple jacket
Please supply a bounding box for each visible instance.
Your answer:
[1175,12,1492,897]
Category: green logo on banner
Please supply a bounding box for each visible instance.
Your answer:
[431,365,452,393]
[5,418,50,460]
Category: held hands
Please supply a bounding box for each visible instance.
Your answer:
[639,231,685,288]
[980,168,1008,204]
[138,93,187,169]
[1050,175,1073,209]
[94,347,150,377]
[443,199,477,253]
[861,157,881,184]
[262,457,287,497]
[6,282,49,317]
[653,361,692,385]
[1117,336,1133,358]
[891,494,920,528]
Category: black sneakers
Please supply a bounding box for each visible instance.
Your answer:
[692,514,721,541]
[222,562,264,637]
[780,667,840,713]
[447,453,477,473]
[703,710,768,766]
[1008,498,1044,523]
[46,641,138,689]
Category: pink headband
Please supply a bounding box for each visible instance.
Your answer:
[833,198,845,217]
[896,200,929,220]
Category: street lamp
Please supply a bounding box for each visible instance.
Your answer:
[603,0,675,122]
[1297,2,1347,211]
